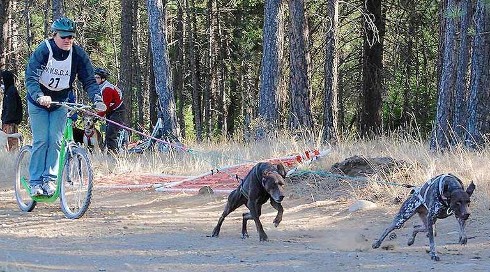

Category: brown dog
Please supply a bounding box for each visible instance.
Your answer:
[211,162,287,241]
[82,114,103,152]
[372,174,475,261]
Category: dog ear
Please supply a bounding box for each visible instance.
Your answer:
[275,163,287,178]
[466,181,475,197]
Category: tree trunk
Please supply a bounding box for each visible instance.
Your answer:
[186,0,202,141]
[401,0,416,126]
[204,0,216,139]
[216,4,228,136]
[108,0,119,71]
[0,0,10,70]
[453,0,471,140]
[23,0,33,55]
[0,0,10,69]
[120,0,134,125]
[360,0,385,137]
[43,0,49,37]
[148,45,157,127]
[465,0,490,148]
[174,0,185,138]
[147,0,179,136]
[8,0,19,72]
[430,0,457,150]
[288,0,313,130]
[258,0,283,136]
[51,0,63,20]
[322,0,339,143]
[133,0,145,128]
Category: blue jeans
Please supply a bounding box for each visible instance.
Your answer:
[27,100,67,186]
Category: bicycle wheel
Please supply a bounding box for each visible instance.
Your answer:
[60,147,93,219]
[14,145,36,212]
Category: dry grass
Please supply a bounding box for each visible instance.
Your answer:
[296,135,490,213]
[1,132,489,213]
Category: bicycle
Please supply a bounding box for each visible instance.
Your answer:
[14,102,95,219]
[125,115,181,154]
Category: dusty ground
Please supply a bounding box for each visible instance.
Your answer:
[1,175,490,272]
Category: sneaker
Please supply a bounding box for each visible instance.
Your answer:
[30,184,44,197]
[42,180,57,196]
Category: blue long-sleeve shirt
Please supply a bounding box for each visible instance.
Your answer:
[25,39,101,108]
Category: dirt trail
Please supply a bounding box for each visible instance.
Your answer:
[1,177,490,271]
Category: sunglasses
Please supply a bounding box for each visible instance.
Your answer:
[60,35,74,40]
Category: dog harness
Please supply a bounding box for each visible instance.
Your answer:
[239,180,250,200]
[413,174,452,212]
[84,129,95,138]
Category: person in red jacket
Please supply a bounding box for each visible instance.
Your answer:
[94,67,125,152]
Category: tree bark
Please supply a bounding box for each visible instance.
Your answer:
[360,0,385,137]
[7,0,19,72]
[120,0,134,125]
[288,0,313,130]
[23,0,33,55]
[453,0,471,140]
[401,0,416,127]
[258,0,283,136]
[0,0,10,69]
[204,0,216,139]
[43,0,49,37]
[465,0,490,148]
[186,0,202,141]
[430,0,457,150]
[148,45,157,127]
[174,0,185,138]
[216,4,228,136]
[147,0,179,136]
[51,0,63,20]
[133,0,145,128]
[322,0,339,143]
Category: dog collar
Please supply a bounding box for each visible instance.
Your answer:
[84,129,95,138]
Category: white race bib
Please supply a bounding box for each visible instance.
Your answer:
[39,40,72,91]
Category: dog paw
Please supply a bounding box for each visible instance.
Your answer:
[241,233,249,239]
[459,236,467,245]
[259,234,268,241]
[273,219,281,227]
[211,229,220,237]
[431,254,440,261]
[372,240,381,249]
[407,238,414,246]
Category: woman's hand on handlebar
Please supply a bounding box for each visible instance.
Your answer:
[37,96,52,107]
